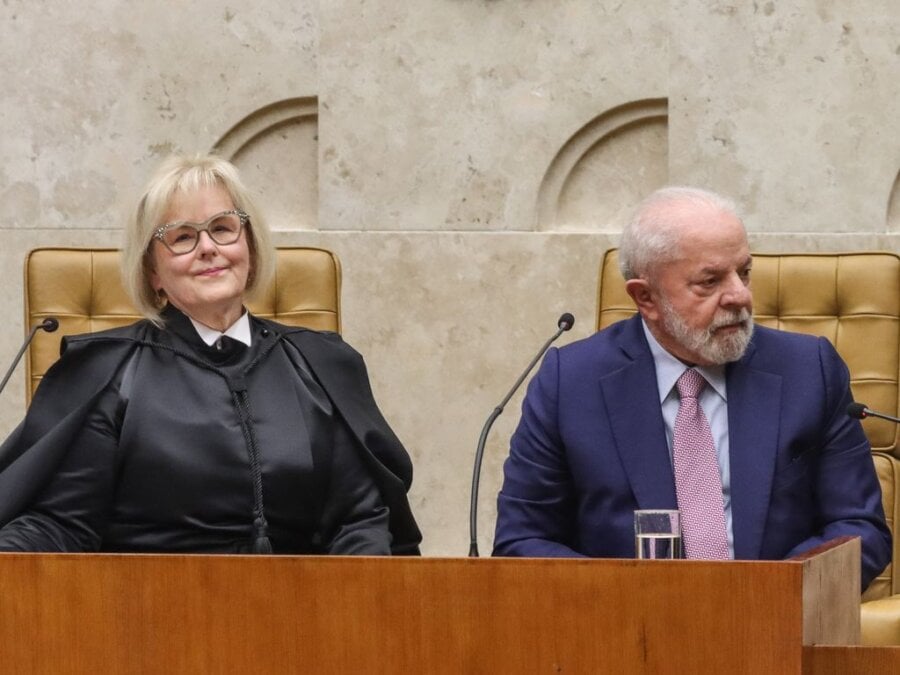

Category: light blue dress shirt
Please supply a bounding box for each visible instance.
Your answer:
[641,320,735,558]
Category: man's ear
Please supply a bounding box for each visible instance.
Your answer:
[625,278,659,321]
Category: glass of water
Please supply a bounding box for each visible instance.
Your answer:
[634,509,682,559]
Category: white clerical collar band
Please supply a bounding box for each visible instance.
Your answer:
[190,311,252,347]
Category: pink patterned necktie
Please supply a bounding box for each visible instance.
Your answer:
[672,369,730,560]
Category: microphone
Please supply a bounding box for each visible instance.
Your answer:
[0,317,60,397]
[847,402,900,424]
[468,312,575,557]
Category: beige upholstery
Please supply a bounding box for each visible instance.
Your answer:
[596,249,900,645]
[24,246,341,404]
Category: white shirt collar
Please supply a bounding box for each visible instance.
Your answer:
[640,318,727,402]
[189,311,252,347]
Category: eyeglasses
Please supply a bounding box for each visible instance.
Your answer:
[153,210,249,255]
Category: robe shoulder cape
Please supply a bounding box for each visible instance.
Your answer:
[0,318,422,555]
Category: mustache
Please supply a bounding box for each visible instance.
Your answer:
[709,308,753,332]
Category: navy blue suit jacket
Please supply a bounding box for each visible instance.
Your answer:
[493,315,891,588]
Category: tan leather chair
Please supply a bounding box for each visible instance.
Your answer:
[23,246,341,404]
[597,249,900,645]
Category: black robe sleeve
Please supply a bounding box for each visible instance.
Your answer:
[0,380,124,551]
[279,328,422,555]
[317,418,392,554]
[0,333,138,531]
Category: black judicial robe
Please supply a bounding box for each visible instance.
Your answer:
[0,309,421,555]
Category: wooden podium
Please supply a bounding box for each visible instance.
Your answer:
[0,537,895,673]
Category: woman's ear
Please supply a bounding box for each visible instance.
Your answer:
[145,255,162,291]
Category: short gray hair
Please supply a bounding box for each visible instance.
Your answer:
[122,154,275,325]
[618,186,742,280]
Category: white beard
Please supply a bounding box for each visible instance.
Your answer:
[659,296,753,365]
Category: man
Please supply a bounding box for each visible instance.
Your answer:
[493,186,891,589]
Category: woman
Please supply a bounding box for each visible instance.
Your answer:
[0,154,421,555]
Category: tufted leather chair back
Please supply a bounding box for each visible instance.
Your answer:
[597,249,900,602]
[24,247,341,404]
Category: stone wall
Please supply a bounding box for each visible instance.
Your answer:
[1,1,898,555]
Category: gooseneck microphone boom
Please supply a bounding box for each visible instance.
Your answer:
[847,402,900,425]
[0,317,59,397]
[468,312,575,557]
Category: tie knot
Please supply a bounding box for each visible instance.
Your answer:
[676,368,707,400]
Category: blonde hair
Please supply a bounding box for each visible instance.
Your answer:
[122,154,275,325]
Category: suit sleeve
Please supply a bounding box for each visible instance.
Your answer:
[781,338,892,589]
[493,348,585,557]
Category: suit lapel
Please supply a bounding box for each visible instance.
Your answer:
[601,318,678,510]
[727,344,782,559]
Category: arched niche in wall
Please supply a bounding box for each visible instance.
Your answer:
[537,99,668,232]
[213,97,318,231]
[888,169,900,233]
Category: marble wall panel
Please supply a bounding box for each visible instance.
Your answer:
[0,1,317,230]
[317,1,669,231]
[539,99,669,231]
[669,1,900,233]
[214,98,320,231]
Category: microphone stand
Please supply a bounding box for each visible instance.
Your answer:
[468,313,574,557]
[0,318,60,396]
